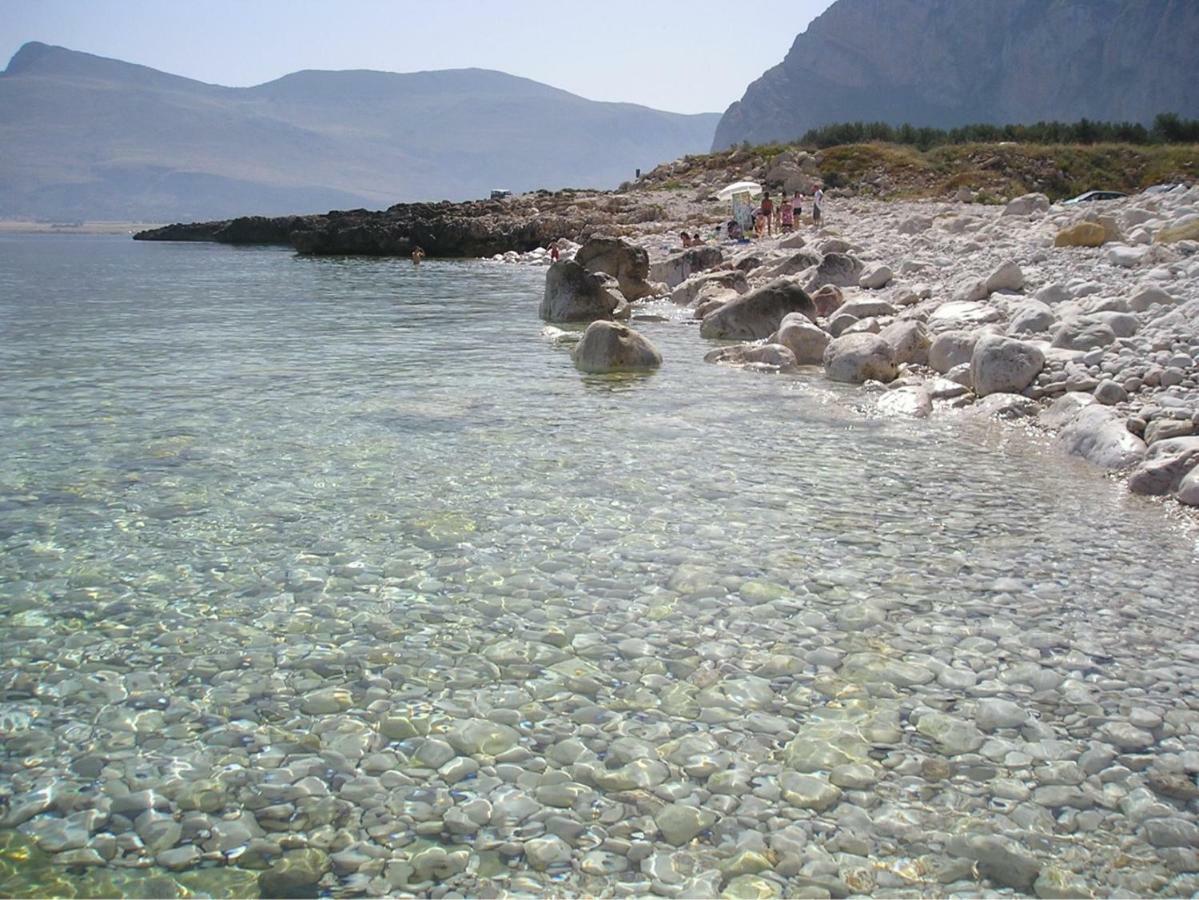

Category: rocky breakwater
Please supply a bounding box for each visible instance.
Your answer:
[655,184,1199,509]
[135,194,604,257]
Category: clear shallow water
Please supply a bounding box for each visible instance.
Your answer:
[2,235,1199,897]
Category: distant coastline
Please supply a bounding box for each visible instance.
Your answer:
[0,219,164,235]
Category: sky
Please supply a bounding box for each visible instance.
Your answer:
[0,0,835,114]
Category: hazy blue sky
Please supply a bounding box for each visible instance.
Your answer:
[0,0,835,114]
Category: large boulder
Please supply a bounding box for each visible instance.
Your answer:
[1127,437,1199,496]
[571,321,662,374]
[1003,193,1050,216]
[670,270,749,307]
[859,264,893,289]
[970,335,1044,397]
[823,334,898,384]
[1050,320,1117,351]
[649,246,723,288]
[574,236,656,301]
[1054,222,1107,248]
[985,261,1025,294]
[879,320,931,366]
[771,313,831,364]
[1059,406,1147,470]
[540,260,625,323]
[700,278,815,341]
[804,253,863,292]
[928,330,980,374]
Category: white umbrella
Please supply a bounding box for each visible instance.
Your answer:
[715,180,762,200]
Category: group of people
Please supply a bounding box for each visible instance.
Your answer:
[753,186,824,238]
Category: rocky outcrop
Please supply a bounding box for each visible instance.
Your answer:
[575,236,657,301]
[713,0,1199,150]
[136,196,596,257]
[572,321,661,373]
[540,261,625,323]
[699,278,815,341]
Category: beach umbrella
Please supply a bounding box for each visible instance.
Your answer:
[715,181,763,200]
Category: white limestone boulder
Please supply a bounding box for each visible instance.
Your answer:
[823,333,898,384]
[970,335,1044,397]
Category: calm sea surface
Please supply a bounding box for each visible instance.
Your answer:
[2,234,1199,897]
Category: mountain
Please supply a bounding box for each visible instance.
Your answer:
[713,0,1199,150]
[0,42,720,221]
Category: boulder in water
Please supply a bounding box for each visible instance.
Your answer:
[575,236,656,301]
[540,260,625,323]
[572,321,662,374]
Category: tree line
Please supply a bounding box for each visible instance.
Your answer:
[797,114,1199,150]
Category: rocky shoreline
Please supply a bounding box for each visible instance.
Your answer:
[133,194,626,257]
[137,170,1199,510]
[533,184,1199,513]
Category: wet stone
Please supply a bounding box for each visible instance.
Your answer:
[258,848,331,899]
[655,803,717,845]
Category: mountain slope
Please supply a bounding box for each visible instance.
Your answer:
[0,42,720,221]
[713,0,1199,150]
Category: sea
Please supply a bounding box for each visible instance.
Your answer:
[2,233,1199,897]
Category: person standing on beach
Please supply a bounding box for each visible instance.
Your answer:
[779,191,794,232]
[760,192,774,237]
[411,246,426,266]
[812,185,824,226]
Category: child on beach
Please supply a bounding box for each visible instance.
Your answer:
[812,185,824,226]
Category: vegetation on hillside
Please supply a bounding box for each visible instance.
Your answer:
[636,136,1197,204]
[798,115,1199,151]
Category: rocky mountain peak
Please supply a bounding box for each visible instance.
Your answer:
[714,0,1199,150]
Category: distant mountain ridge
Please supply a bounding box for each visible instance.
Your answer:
[0,42,720,221]
[714,0,1199,150]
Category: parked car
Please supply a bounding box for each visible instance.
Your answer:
[1063,190,1126,204]
[1142,183,1184,195]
